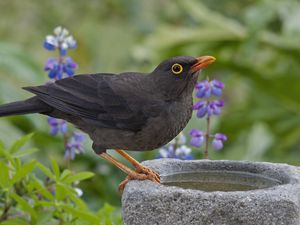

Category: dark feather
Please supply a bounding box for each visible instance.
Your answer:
[23,73,164,132]
[0,97,51,117]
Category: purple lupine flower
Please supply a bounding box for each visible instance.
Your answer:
[212,133,227,151]
[72,131,85,142]
[44,58,62,79]
[193,101,207,118]
[47,117,68,135]
[44,26,82,161]
[195,80,211,98]
[158,145,193,160]
[195,79,224,99]
[190,76,227,158]
[193,100,224,118]
[44,27,78,80]
[189,129,205,147]
[64,131,85,160]
[207,100,224,116]
[211,80,224,97]
[157,133,193,160]
[175,145,193,160]
[63,57,78,76]
[158,145,174,158]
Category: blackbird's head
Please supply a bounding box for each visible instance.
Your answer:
[151,56,216,99]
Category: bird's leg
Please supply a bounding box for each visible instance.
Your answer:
[98,152,158,190]
[115,149,160,183]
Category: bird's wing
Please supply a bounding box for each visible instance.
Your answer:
[23,73,163,132]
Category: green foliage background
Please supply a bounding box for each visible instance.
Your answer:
[0,0,300,222]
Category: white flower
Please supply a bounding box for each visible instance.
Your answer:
[74,187,83,197]
[159,148,169,158]
[44,26,77,50]
[45,35,59,47]
[175,145,192,156]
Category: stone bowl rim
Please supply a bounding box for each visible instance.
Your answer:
[136,159,300,195]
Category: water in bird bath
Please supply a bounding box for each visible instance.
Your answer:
[162,170,282,192]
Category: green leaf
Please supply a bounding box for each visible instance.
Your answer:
[0,218,29,225]
[13,148,38,158]
[50,158,60,179]
[9,133,34,155]
[62,205,100,224]
[63,172,94,184]
[59,169,72,181]
[0,161,11,188]
[37,201,56,208]
[55,183,69,201]
[36,212,57,225]
[0,146,13,163]
[10,192,37,224]
[12,160,37,184]
[36,163,56,180]
[97,203,121,225]
[68,190,88,210]
[30,179,54,201]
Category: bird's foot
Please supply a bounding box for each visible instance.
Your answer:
[118,167,160,191]
[135,164,160,183]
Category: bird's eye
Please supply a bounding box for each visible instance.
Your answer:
[171,63,183,75]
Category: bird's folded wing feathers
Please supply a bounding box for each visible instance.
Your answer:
[23,73,163,132]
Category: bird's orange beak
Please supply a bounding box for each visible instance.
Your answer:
[191,56,216,73]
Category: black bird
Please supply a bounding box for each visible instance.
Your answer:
[0,55,215,189]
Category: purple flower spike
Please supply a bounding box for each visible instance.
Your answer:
[189,129,205,147]
[193,101,207,118]
[195,80,211,98]
[211,80,224,97]
[44,58,58,70]
[215,133,227,141]
[157,133,193,160]
[193,101,205,110]
[176,146,194,160]
[63,57,78,76]
[60,122,68,134]
[64,131,85,161]
[64,144,76,160]
[73,131,85,142]
[44,27,82,161]
[207,100,224,116]
[190,77,226,156]
[212,139,223,151]
[212,133,227,151]
[196,107,207,118]
[43,41,56,51]
[44,58,62,79]
[48,117,68,135]
[60,48,67,56]
[189,128,202,137]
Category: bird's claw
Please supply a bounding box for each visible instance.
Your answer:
[135,165,160,183]
[118,166,160,191]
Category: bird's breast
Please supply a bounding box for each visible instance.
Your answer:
[134,96,193,150]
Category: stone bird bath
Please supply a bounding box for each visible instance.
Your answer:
[122,159,300,225]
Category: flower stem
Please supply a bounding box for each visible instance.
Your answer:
[204,114,211,159]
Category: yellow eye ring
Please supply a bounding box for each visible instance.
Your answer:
[171,63,183,75]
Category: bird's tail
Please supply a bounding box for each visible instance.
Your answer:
[0,97,51,117]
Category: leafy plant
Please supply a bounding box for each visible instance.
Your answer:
[0,134,121,225]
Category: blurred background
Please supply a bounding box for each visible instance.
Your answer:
[0,0,300,210]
